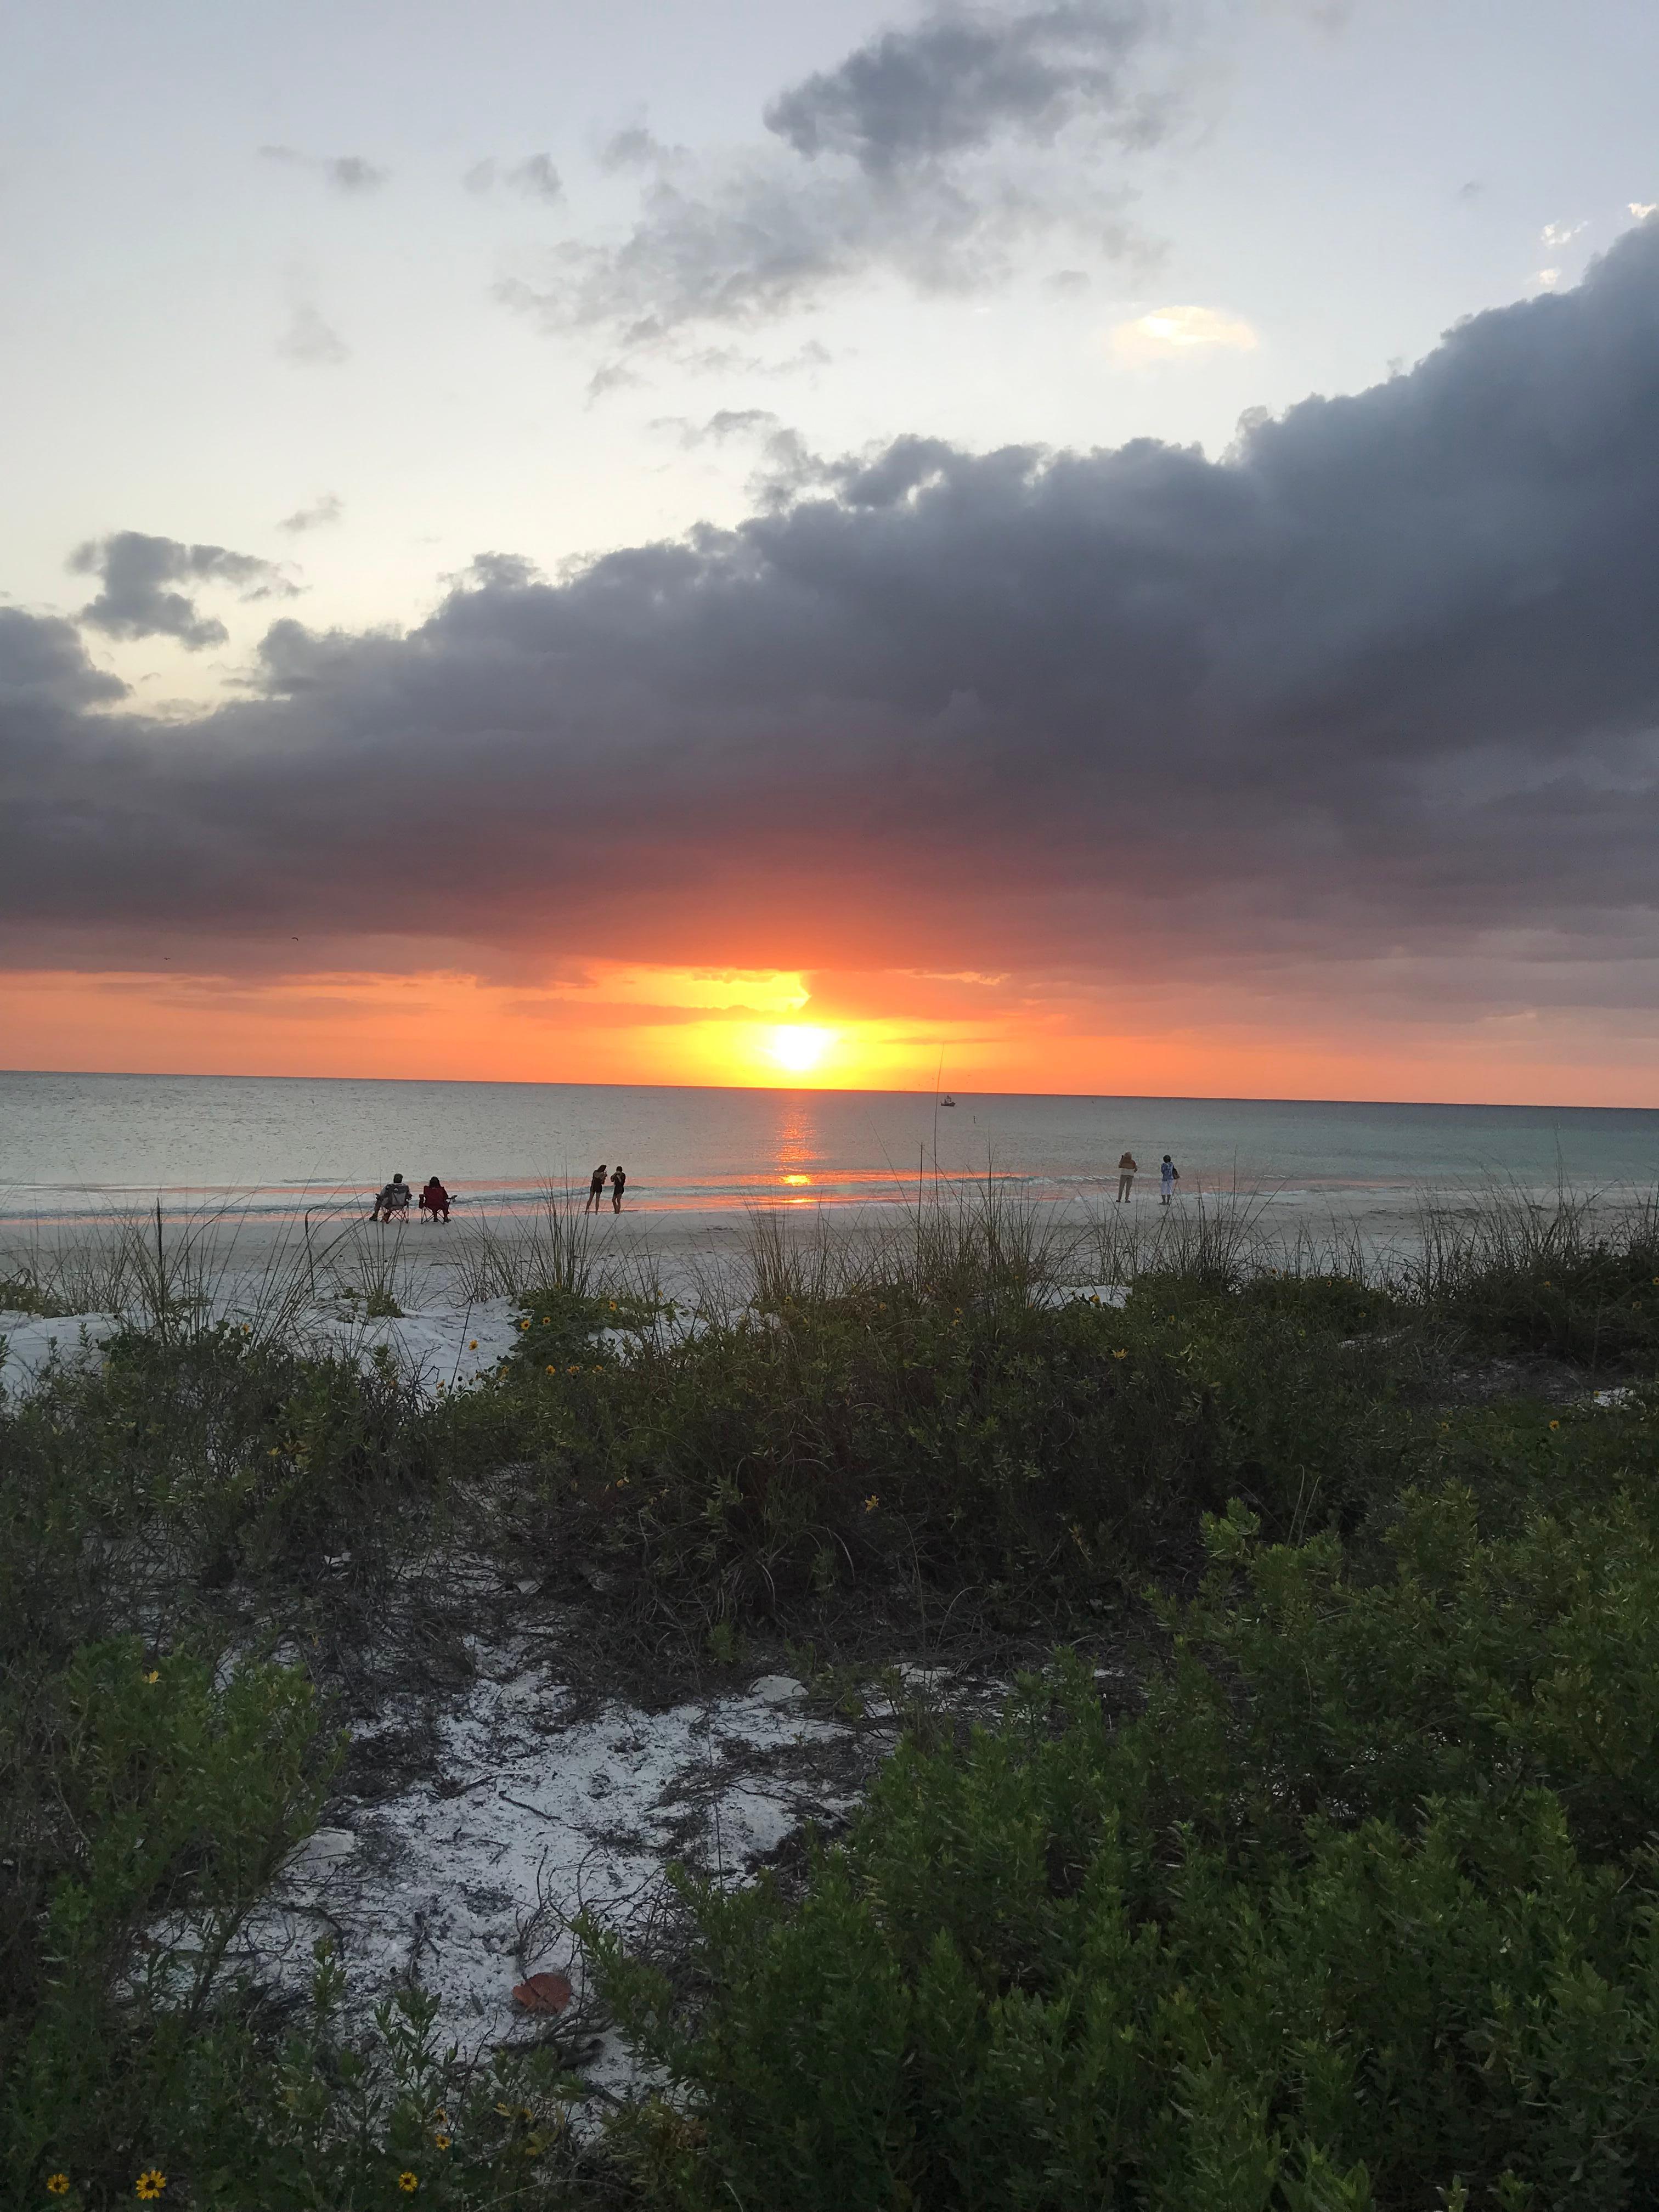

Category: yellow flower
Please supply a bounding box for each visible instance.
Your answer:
[145,1668,160,1684]
[398,2175,419,2196]
[1112,1348,1128,1361]
[136,2174,168,2203]
[469,1339,478,1350]
[546,1364,557,1374]
[47,2177,70,2198]
[433,2133,452,2151]
[544,1314,552,1324]
[865,1494,879,1512]
[518,1318,529,1331]
[1549,1419,1560,1430]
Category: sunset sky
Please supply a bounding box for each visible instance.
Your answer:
[4,0,1659,1102]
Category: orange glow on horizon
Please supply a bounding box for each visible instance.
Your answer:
[0,959,1656,1108]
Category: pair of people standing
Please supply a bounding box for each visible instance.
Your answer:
[585,1163,627,1214]
[1115,1152,1180,1204]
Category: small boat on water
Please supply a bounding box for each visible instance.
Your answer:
[939,1096,956,1107]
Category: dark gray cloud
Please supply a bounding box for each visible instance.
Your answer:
[501,2,1171,350]
[464,154,564,202]
[10,229,1659,1003]
[0,609,126,708]
[68,533,296,650]
[764,1,1165,172]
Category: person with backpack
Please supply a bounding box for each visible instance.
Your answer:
[1160,1155,1180,1205]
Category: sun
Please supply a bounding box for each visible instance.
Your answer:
[765,1024,837,1076]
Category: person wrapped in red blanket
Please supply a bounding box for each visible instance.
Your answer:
[418,1177,452,1223]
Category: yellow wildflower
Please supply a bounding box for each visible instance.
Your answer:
[865,1494,879,1513]
[546,1364,557,1374]
[136,2174,168,2203]
[543,1314,552,1324]
[47,2177,70,2198]
[145,1669,160,1684]
[398,2175,420,2195]
[433,2132,452,2151]
[1549,1419,1560,1430]
[1112,1348,1128,1361]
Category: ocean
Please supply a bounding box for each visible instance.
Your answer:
[1,1071,1655,1223]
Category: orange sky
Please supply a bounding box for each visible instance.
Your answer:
[4,959,1658,1107]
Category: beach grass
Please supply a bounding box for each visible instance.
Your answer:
[5,1181,1659,2204]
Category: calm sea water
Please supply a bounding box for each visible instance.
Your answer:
[1,1073,1655,1221]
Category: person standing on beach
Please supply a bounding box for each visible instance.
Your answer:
[1160,1155,1180,1205]
[610,1164,627,1213]
[1116,1150,1137,1203]
[586,1164,608,1214]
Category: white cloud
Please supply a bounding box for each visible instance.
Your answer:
[1540,219,1586,249]
[1631,201,1657,221]
[1532,267,1561,291]
[1107,303,1259,364]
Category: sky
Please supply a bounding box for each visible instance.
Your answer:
[3,0,1658,1102]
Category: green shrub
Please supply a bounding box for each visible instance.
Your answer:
[595,1483,1659,2211]
[2,1640,335,2201]
[492,1273,1417,1623]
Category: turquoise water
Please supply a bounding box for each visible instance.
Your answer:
[0,1072,1654,1220]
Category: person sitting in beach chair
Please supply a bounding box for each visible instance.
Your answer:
[371,1173,411,1222]
[419,1176,452,1223]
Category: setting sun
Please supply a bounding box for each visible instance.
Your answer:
[765,1024,837,1075]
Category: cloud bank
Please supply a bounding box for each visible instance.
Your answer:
[8,228,1659,1040]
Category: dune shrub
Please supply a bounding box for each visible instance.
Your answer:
[598,1484,1659,2210]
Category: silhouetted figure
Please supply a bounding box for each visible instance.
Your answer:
[419,1177,452,1223]
[1116,1151,1137,1203]
[371,1173,411,1222]
[610,1164,627,1214]
[1160,1155,1180,1205]
[585,1164,608,1214]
